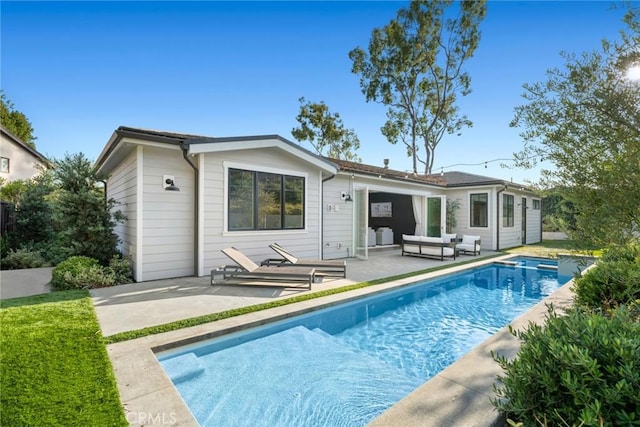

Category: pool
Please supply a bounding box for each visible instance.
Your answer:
[158,257,567,426]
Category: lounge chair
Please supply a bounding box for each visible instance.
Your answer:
[264,243,347,278]
[212,247,316,289]
[458,235,481,256]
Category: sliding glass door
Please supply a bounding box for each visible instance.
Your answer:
[427,196,446,237]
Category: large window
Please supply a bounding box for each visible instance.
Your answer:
[503,194,514,227]
[228,168,304,231]
[470,193,488,227]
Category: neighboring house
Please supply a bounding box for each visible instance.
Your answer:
[0,126,49,182]
[95,126,541,282]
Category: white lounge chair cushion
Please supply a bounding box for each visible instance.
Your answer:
[458,235,481,253]
[461,235,480,244]
[441,233,457,243]
[421,236,443,244]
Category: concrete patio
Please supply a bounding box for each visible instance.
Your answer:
[92,247,496,337]
[92,248,574,427]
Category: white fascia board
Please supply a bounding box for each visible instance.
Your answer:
[346,173,441,195]
[123,138,182,151]
[188,139,337,175]
[97,137,181,176]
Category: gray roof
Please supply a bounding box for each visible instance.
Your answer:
[96,127,535,192]
[328,157,446,186]
[431,171,533,191]
[95,126,337,172]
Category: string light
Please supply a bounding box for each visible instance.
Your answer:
[434,154,544,174]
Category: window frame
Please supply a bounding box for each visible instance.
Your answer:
[532,199,541,210]
[503,193,515,228]
[469,192,489,228]
[224,162,308,234]
[0,157,9,173]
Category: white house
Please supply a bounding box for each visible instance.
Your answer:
[95,127,541,282]
[0,126,49,182]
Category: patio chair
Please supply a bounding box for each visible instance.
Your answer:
[212,247,316,289]
[458,235,481,256]
[265,243,347,278]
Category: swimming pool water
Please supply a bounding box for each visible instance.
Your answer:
[158,257,566,426]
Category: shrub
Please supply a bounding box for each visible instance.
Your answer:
[34,239,71,266]
[572,245,640,311]
[600,244,640,263]
[1,248,46,270]
[106,255,133,285]
[13,174,55,247]
[53,153,124,265]
[493,306,640,426]
[61,265,115,290]
[51,256,114,290]
[0,235,12,259]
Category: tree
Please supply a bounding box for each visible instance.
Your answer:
[291,97,361,161]
[0,91,37,149]
[13,172,55,248]
[349,0,486,174]
[511,8,640,246]
[0,178,29,205]
[52,153,124,264]
[540,188,577,234]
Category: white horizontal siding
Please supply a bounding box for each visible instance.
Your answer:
[141,146,194,281]
[201,148,323,275]
[323,175,354,259]
[450,188,495,250]
[106,149,137,266]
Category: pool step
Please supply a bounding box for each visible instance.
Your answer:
[537,264,558,271]
[196,325,419,427]
[495,260,518,266]
[161,352,205,384]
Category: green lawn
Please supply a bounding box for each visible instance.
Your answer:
[0,291,127,426]
[506,240,602,258]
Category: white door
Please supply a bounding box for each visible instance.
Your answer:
[353,187,369,260]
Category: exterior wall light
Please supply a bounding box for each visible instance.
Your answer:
[163,175,180,191]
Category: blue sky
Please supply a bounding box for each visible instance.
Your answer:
[1,1,633,183]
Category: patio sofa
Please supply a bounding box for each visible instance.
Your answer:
[401,234,456,261]
[457,235,481,256]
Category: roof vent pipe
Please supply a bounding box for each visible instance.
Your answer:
[383,158,389,168]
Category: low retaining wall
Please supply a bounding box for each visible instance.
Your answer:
[558,253,597,283]
[542,232,569,240]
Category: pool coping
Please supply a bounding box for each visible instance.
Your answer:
[107,254,575,426]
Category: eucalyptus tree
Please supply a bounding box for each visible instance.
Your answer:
[511,9,640,245]
[291,97,361,161]
[349,0,486,174]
